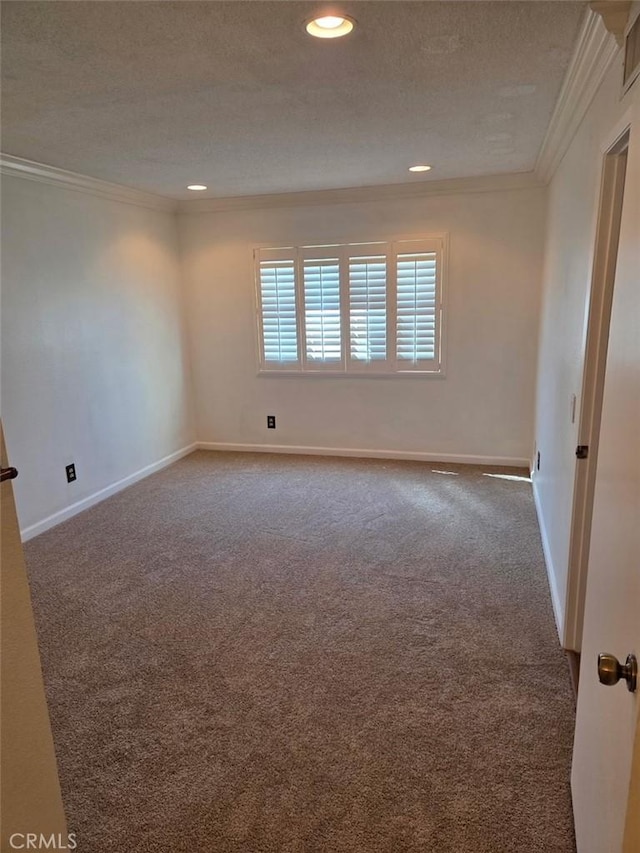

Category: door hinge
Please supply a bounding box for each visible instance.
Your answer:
[576,445,589,459]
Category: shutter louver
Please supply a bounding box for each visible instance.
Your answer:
[396,252,438,363]
[303,258,341,362]
[259,260,298,364]
[349,256,387,362]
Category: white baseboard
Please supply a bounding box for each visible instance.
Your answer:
[196,441,530,468]
[532,477,565,642]
[21,438,533,544]
[21,443,198,542]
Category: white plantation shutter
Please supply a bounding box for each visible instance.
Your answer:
[258,257,299,365]
[255,238,445,375]
[396,249,438,364]
[348,255,387,362]
[303,257,342,363]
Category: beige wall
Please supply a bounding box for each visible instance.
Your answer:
[532,53,640,638]
[0,177,195,536]
[178,184,547,465]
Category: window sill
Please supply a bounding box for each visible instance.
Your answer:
[257,369,446,379]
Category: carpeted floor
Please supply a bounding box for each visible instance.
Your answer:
[25,451,576,852]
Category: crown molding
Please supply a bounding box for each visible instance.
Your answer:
[590,1,631,47]
[0,154,542,217]
[535,9,620,184]
[0,154,176,213]
[176,171,544,215]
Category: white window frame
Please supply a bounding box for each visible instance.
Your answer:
[254,235,448,377]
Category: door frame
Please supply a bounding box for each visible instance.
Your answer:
[564,113,632,653]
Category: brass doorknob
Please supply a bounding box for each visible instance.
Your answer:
[598,653,637,692]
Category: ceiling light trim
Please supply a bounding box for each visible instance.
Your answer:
[535,9,620,183]
[176,172,544,215]
[0,153,176,213]
[305,14,355,38]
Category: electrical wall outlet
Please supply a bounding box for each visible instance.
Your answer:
[267,415,276,429]
[66,463,77,483]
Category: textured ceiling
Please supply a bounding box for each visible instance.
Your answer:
[1,1,587,199]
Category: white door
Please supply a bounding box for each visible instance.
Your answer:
[0,423,68,847]
[571,112,640,851]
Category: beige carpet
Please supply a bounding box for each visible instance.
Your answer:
[25,451,576,852]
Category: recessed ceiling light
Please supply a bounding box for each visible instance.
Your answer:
[409,165,432,173]
[187,184,207,191]
[305,15,355,39]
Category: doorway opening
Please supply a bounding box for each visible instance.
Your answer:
[564,128,630,661]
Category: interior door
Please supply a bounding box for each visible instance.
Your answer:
[571,114,639,851]
[0,422,67,847]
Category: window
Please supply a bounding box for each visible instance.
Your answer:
[258,256,298,363]
[255,237,446,375]
[303,256,341,363]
